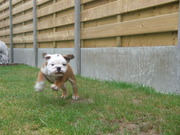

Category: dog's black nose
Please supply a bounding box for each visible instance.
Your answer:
[57,67,61,72]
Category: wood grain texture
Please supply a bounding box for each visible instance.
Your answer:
[81,0,178,22]
[37,0,74,18]
[12,0,32,15]
[38,30,74,42]
[81,13,178,39]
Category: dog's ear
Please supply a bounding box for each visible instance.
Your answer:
[63,54,74,62]
[44,54,51,60]
[42,53,47,58]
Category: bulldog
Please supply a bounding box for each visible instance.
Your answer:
[34,53,79,100]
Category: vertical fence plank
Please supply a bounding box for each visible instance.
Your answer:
[33,0,38,67]
[80,4,84,48]
[9,0,13,63]
[116,14,122,47]
[74,0,81,75]
[53,0,57,48]
[22,0,26,48]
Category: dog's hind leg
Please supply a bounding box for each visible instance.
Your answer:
[34,71,45,92]
[68,76,79,100]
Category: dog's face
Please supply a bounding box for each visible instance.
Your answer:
[44,54,74,75]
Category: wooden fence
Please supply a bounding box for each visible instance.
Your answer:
[0,0,179,48]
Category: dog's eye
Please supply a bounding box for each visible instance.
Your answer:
[51,64,54,66]
[63,64,66,66]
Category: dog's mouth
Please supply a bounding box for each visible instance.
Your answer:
[54,72,64,77]
[55,71,64,74]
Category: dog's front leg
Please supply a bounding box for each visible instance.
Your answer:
[51,80,68,99]
[35,71,45,92]
[50,83,59,91]
[68,76,79,100]
[51,77,64,91]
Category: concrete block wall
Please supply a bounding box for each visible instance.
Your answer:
[81,47,179,94]
[13,48,35,66]
[12,46,180,94]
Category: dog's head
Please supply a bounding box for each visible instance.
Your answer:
[43,54,74,75]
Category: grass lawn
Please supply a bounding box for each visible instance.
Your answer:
[0,65,179,135]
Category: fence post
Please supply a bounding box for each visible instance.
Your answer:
[74,0,81,75]
[177,1,180,92]
[9,0,13,63]
[33,0,38,67]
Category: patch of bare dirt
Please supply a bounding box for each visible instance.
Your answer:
[105,119,160,135]
[132,99,143,104]
[71,98,94,104]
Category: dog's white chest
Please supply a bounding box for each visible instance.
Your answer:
[44,74,63,83]
[45,74,56,82]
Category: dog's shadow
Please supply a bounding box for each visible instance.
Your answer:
[34,92,70,107]
[34,91,94,108]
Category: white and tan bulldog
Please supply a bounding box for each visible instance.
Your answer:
[34,53,79,100]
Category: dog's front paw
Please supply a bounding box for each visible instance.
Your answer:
[34,82,44,92]
[72,95,79,100]
[51,84,58,91]
[61,94,68,99]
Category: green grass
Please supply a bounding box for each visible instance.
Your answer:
[0,65,179,135]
